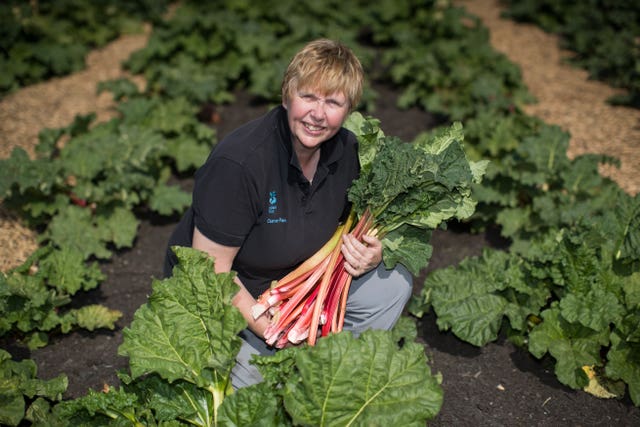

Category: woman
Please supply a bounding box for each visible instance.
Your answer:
[163,39,412,388]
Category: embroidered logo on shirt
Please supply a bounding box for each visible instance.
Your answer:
[267,190,287,223]
[268,191,277,213]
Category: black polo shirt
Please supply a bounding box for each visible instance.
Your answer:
[165,105,359,298]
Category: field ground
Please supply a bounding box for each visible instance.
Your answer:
[1,0,640,425]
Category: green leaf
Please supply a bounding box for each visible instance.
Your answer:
[348,121,483,273]
[614,193,640,265]
[437,292,506,347]
[422,249,535,346]
[37,247,105,295]
[0,350,67,426]
[623,272,640,310]
[283,330,443,426]
[46,205,111,260]
[149,184,191,216]
[606,329,640,406]
[166,135,212,172]
[390,315,420,344]
[559,287,625,332]
[97,78,140,101]
[146,97,198,134]
[142,375,219,425]
[73,305,122,332]
[0,148,60,197]
[251,347,298,389]
[0,383,25,427]
[26,332,49,350]
[528,306,609,389]
[52,385,141,425]
[118,246,245,387]
[381,226,432,276]
[343,111,385,171]
[218,382,283,427]
[24,397,54,425]
[96,206,139,250]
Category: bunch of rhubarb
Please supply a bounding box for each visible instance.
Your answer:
[252,115,487,348]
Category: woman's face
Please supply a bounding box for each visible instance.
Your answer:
[283,88,350,151]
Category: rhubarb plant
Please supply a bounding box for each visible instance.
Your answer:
[0,84,215,345]
[0,244,121,349]
[48,247,443,426]
[0,88,215,260]
[452,112,623,255]
[410,190,640,405]
[0,349,68,427]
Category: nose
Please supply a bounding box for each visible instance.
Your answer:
[309,99,326,120]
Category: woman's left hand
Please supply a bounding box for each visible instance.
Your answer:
[341,233,382,277]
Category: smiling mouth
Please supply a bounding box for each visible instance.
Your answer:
[303,122,325,132]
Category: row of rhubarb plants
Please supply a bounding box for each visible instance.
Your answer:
[410,112,640,404]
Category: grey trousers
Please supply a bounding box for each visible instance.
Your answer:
[230,263,413,389]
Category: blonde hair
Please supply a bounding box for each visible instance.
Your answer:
[281,39,364,111]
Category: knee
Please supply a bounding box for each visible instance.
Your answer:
[379,263,414,302]
[391,264,413,300]
[370,262,412,303]
[342,264,413,334]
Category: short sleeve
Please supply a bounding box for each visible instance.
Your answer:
[192,156,259,247]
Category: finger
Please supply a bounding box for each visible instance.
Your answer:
[361,233,382,249]
[343,234,366,257]
[341,240,363,274]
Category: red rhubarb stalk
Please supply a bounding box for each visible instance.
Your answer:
[306,212,356,345]
[262,257,329,344]
[276,222,347,285]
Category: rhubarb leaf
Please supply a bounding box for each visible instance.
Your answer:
[37,246,104,294]
[606,328,640,406]
[0,350,67,427]
[528,306,609,389]
[283,330,443,426]
[149,183,192,216]
[613,193,640,266]
[623,272,640,310]
[96,206,139,250]
[0,148,61,197]
[422,249,535,346]
[119,246,245,387]
[218,382,283,427]
[72,305,122,332]
[166,134,213,172]
[348,121,484,272]
[46,205,112,260]
[142,375,222,424]
[559,287,625,332]
[382,226,433,276]
[344,111,385,172]
[51,385,141,425]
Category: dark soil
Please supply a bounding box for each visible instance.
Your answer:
[9,84,640,426]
